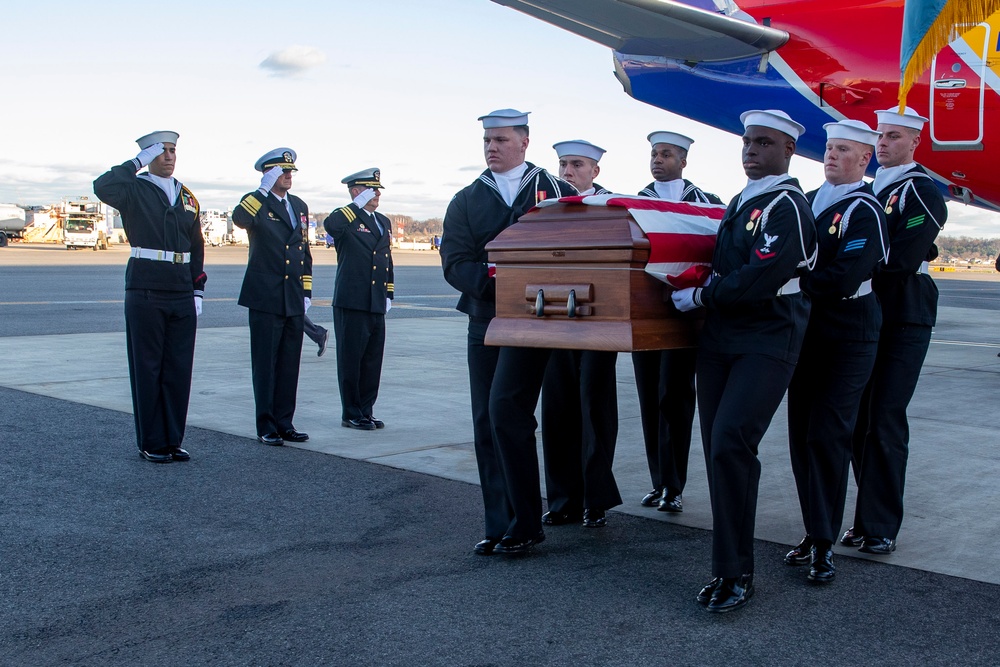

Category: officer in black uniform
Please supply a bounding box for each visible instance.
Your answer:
[440,109,574,556]
[633,131,723,514]
[843,106,947,555]
[539,140,621,529]
[323,169,394,431]
[672,110,816,612]
[784,120,888,583]
[232,148,312,447]
[94,131,206,463]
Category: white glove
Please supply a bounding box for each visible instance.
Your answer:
[671,287,702,312]
[353,188,377,208]
[702,273,714,287]
[259,165,284,194]
[194,296,203,317]
[304,296,311,312]
[385,298,392,313]
[135,143,165,168]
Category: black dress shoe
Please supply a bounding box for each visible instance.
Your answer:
[494,531,545,555]
[657,494,683,513]
[705,574,754,613]
[840,527,864,547]
[542,510,582,526]
[342,418,376,431]
[258,432,284,446]
[170,447,191,462]
[640,489,664,507]
[859,536,896,555]
[317,330,329,357]
[696,577,723,605]
[784,535,813,566]
[583,509,607,528]
[140,450,173,464]
[808,545,836,583]
[366,416,385,429]
[280,429,309,442]
[474,538,499,556]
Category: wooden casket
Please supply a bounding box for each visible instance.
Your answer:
[484,201,706,352]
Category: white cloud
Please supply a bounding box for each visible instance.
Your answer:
[259,46,327,77]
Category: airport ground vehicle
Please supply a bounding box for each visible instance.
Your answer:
[62,199,109,250]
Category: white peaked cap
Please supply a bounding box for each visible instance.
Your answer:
[254,147,298,172]
[874,106,929,130]
[136,131,179,148]
[478,108,530,129]
[647,131,694,151]
[740,109,805,140]
[823,120,881,146]
[553,140,606,162]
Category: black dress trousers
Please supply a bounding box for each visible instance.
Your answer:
[124,289,197,453]
[248,309,304,436]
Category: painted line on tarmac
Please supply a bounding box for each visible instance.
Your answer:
[931,339,1000,348]
[0,298,237,305]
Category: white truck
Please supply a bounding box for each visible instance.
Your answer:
[62,198,109,250]
[0,203,27,247]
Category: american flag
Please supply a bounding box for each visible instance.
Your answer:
[536,194,725,289]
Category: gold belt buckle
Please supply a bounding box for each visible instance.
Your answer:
[172,252,184,264]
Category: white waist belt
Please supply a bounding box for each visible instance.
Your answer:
[777,277,800,296]
[131,247,190,264]
[916,260,930,274]
[846,279,873,300]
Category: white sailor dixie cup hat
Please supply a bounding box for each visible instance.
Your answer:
[136,131,179,149]
[478,108,530,129]
[552,140,606,162]
[823,119,881,146]
[342,168,384,189]
[255,148,298,172]
[740,109,806,140]
[647,131,694,151]
[874,106,929,130]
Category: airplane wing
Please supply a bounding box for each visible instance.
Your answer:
[490,0,788,62]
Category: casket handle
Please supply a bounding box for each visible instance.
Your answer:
[535,289,545,317]
[567,290,577,318]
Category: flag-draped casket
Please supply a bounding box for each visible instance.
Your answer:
[485,195,725,352]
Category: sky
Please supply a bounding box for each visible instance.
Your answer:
[3,0,998,237]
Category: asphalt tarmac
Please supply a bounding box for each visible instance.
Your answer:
[2,244,999,665]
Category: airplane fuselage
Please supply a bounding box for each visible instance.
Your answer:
[611,0,999,210]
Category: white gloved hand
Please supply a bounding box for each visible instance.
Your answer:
[671,287,702,312]
[352,188,377,208]
[194,296,203,317]
[304,296,311,312]
[259,165,284,194]
[702,273,714,287]
[135,143,165,169]
[385,298,392,313]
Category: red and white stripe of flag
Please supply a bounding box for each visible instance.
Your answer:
[536,195,725,289]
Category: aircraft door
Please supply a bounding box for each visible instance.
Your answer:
[929,23,990,149]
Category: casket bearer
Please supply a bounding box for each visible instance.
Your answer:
[539,140,622,529]
[785,119,887,583]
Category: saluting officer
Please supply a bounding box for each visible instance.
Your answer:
[323,169,394,431]
[634,131,722,514]
[844,107,947,555]
[784,120,888,583]
[440,109,574,556]
[232,148,312,447]
[94,131,206,463]
[539,140,621,529]
[672,110,817,612]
